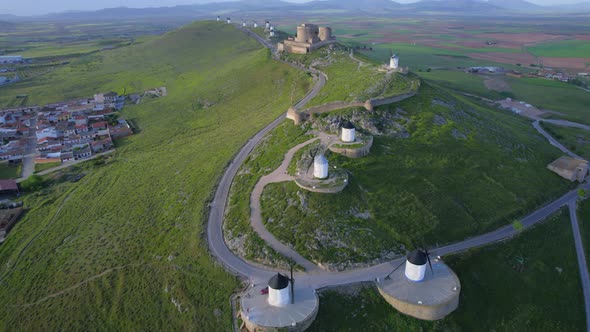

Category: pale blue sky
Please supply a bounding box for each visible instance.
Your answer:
[3,0,583,16]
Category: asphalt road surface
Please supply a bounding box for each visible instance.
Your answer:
[569,201,590,331]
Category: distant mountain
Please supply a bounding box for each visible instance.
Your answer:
[486,0,542,12]
[548,2,590,12]
[306,0,400,11]
[404,0,504,13]
[7,0,590,21]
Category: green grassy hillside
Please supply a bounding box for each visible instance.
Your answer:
[0,21,310,330]
[260,84,573,266]
[309,210,584,331]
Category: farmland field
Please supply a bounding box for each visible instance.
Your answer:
[0,21,310,330]
[309,209,584,331]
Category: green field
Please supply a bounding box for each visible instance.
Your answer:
[528,40,590,58]
[309,209,585,331]
[541,122,590,159]
[259,84,573,266]
[34,162,62,174]
[415,70,590,124]
[0,21,310,330]
[0,163,21,179]
[577,199,590,267]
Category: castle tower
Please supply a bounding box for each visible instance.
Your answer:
[319,27,332,41]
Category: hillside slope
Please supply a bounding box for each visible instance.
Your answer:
[260,83,572,268]
[0,21,310,330]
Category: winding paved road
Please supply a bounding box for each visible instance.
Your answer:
[533,120,585,160]
[207,28,590,328]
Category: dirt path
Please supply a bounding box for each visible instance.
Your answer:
[0,190,76,283]
[249,138,320,271]
[12,263,142,307]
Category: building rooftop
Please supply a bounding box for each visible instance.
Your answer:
[548,156,587,171]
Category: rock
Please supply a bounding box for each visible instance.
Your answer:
[433,114,447,126]
[555,267,563,274]
[214,308,222,317]
[452,129,467,139]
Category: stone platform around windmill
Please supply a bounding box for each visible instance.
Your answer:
[376,259,461,321]
[294,164,348,194]
[240,283,319,332]
[328,133,373,158]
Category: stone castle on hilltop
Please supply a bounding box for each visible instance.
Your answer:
[278,23,337,54]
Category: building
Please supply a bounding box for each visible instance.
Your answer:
[390,54,400,70]
[268,273,291,307]
[278,23,336,54]
[0,56,23,64]
[341,121,356,143]
[313,154,329,179]
[547,156,589,182]
[0,180,19,195]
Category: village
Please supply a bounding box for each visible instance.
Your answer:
[0,91,134,242]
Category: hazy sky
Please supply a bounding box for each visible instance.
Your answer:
[3,0,583,16]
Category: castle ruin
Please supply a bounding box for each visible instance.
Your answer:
[278,23,336,54]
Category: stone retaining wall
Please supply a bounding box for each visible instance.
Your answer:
[328,136,373,158]
[377,280,460,321]
[240,294,320,332]
[288,92,417,125]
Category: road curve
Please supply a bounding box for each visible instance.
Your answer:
[533,120,585,160]
[206,29,326,279]
[207,25,590,291]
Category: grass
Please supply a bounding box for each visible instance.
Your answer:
[34,162,61,174]
[416,71,590,124]
[577,199,590,267]
[282,47,419,108]
[258,83,574,266]
[0,21,310,330]
[0,163,21,179]
[528,40,590,58]
[541,122,590,159]
[224,120,311,268]
[309,209,585,331]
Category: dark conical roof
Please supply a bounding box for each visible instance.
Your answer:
[268,273,290,290]
[407,250,427,265]
[342,121,355,130]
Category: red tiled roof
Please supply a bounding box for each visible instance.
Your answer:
[0,180,18,191]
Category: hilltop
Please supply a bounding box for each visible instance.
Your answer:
[0,21,310,330]
[247,82,573,269]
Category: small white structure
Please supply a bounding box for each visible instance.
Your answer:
[270,31,275,37]
[270,25,275,32]
[341,121,356,143]
[268,273,291,307]
[243,21,247,27]
[314,154,329,179]
[254,22,258,28]
[405,250,427,282]
[265,21,271,29]
[216,16,220,21]
[390,54,400,70]
[227,17,231,24]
